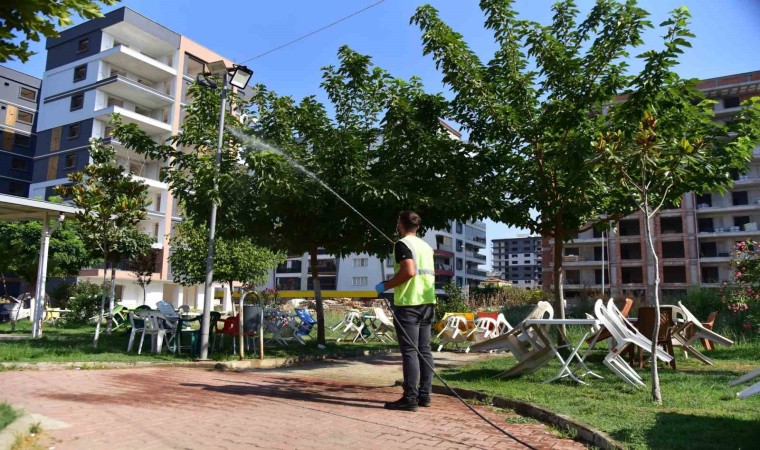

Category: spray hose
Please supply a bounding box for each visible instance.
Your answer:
[382,298,537,450]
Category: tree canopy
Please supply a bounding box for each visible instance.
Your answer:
[0,0,119,63]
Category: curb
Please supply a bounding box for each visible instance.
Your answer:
[0,413,68,450]
[0,348,398,372]
[430,385,623,450]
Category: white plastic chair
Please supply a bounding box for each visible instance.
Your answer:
[598,300,673,388]
[468,301,554,353]
[670,301,733,365]
[436,315,469,351]
[372,307,396,342]
[138,312,172,354]
[729,367,760,399]
[335,311,367,343]
[126,312,147,352]
[465,317,499,352]
[496,313,513,334]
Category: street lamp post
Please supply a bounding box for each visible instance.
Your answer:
[197,61,253,361]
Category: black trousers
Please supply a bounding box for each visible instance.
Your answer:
[392,303,435,399]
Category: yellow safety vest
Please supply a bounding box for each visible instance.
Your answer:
[393,236,437,306]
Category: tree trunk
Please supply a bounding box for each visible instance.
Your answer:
[552,226,567,344]
[311,246,326,345]
[142,285,146,305]
[644,204,663,404]
[106,266,116,334]
[93,260,108,348]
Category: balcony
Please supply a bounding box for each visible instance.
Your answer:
[466,268,487,277]
[435,243,453,254]
[98,75,174,109]
[95,105,171,136]
[698,256,732,264]
[464,250,486,261]
[100,45,176,81]
[696,202,760,215]
[276,265,302,274]
[698,229,760,240]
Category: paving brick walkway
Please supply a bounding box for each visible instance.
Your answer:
[0,353,585,449]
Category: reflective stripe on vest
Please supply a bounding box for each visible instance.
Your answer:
[393,236,437,306]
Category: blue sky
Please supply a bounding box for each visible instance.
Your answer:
[5,0,760,269]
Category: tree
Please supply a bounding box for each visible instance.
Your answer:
[113,46,475,345]
[0,0,119,63]
[411,0,667,322]
[168,222,285,306]
[591,6,760,403]
[129,250,156,305]
[57,137,152,347]
[0,221,92,294]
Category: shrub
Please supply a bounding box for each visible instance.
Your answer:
[436,283,470,320]
[65,281,104,324]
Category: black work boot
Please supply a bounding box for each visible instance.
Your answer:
[417,395,431,407]
[384,396,418,411]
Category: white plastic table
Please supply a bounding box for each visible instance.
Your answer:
[522,318,603,385]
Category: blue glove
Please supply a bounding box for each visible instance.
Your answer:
[375,282,386,295]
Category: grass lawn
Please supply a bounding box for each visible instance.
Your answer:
[0,313,396,365]
[438,340,760,450]
[0,402,19,432]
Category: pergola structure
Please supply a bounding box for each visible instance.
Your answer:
[0,194,78,338]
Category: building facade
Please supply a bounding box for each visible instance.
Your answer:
[24,6,243,310]
[0,66,41,197]
[491,236,542,288]
[541,70,760,298]
[267,220,488,297]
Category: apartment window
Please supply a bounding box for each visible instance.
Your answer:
[663,266,687,283]
[564,247,579,256]
[8,182,25,196]
[455,222,463,233]
[456,239,463,252]
[660,217,683,234]
[134,106,151,117]
[734,216,751,228]
[701,266,720,283]
[73,64,87,82]
[353,257,368,267]
[17,110,34,124]
[699,242,717,258]
[456,258,463,270]
[14,134,30,148]
[351,276,368,286]
[185,55,206,77]
[724,96,740,109]
[19,87,37,102]
[153,223,160,238]
[386,259,394,268]
[661,241,685,259]
[155,194,162,212]
[70,94,84,111]
[593,246,608,261]
[698,217,714,233]
[107,98,123,108]
[456,277,463,287]
[565,270,580,285]
[620,243,642,260]
[732,191,748,206]
[618,219,640,236]
[594,269,609,284]
[695,193,712,207]
[523,253,530,257]
[64,154,77,169]
[67,123,80,139]
[77,37,89,54]
[621,267,643,284]
[10,158,28,171]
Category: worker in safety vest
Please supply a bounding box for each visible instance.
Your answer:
[375,211,436,411]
